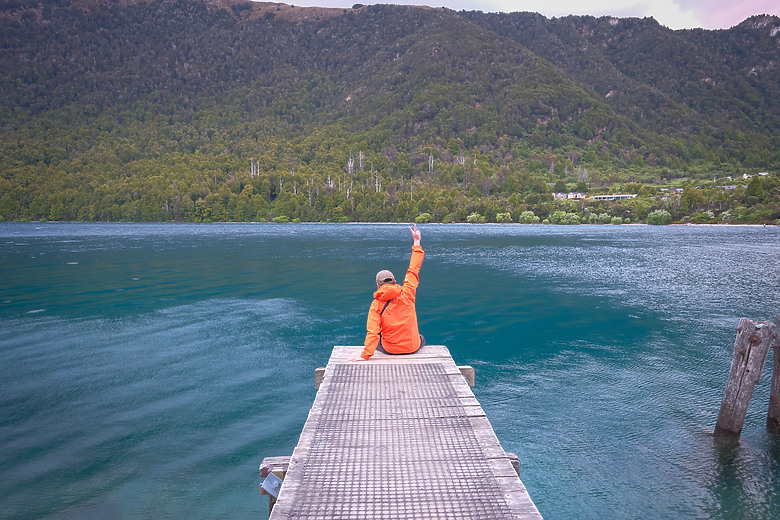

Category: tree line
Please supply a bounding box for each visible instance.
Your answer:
[0,1,778,224]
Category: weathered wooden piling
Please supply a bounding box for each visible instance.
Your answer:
[714,318,775,441]
[767,316,780,433]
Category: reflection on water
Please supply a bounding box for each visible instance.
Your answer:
[1,222,779,519]
[707,435,780,519]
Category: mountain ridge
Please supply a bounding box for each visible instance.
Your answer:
[0,0,778,223]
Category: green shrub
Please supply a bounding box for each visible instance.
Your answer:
[467,212,485,223]
[588,212,611,224]
[610,217,623,225]
[549,211,580,225]
[518,210,540,224]
[272,215,290,223]
[415,212,432,224]
[549,211,565,224]
[496,212,512,223]
[752,209,774,221]
[646,209,672,225]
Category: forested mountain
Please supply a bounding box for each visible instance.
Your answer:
[1,0,778,223]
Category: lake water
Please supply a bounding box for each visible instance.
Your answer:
[1,222,779,520]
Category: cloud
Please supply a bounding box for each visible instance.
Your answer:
[272,0,780,29]
[470,0,779,28]
[473,0,703,28]
[688,0,780,29]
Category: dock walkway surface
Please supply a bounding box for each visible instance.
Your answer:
[268,345,543,519]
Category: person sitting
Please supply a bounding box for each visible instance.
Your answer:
[360,224,425,360]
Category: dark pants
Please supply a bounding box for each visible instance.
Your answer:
[376,334,426,355]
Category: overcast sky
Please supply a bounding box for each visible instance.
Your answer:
[277,0,780,30]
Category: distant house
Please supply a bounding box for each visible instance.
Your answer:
[590,194,637,201]
[552,192,586,200]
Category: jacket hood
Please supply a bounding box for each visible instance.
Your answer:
[374,283,402,302]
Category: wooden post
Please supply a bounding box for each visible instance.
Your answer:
[458,365,475,387]
[505,451,520,477]
[260,456,290,515]
[315,367,326,389]
[714,318,774,442]
[767,315,780,433]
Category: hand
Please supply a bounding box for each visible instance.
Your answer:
[408,223,421,245]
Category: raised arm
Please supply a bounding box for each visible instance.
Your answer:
[408,223,421,246]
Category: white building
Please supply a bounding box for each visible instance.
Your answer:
[590,194,637,201]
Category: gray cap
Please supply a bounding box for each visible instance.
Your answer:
[376,270,395,285]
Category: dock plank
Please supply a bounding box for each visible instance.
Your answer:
[269,345,543,519]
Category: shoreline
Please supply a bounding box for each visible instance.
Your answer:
[0,220,777,227]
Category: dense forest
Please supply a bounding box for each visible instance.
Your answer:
[1,0,779,224]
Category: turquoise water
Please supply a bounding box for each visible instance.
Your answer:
[1,222,779,519]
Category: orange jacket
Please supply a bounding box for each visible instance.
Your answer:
[362,245,424,359]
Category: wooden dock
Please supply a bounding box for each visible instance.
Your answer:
[264,345,543,519]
